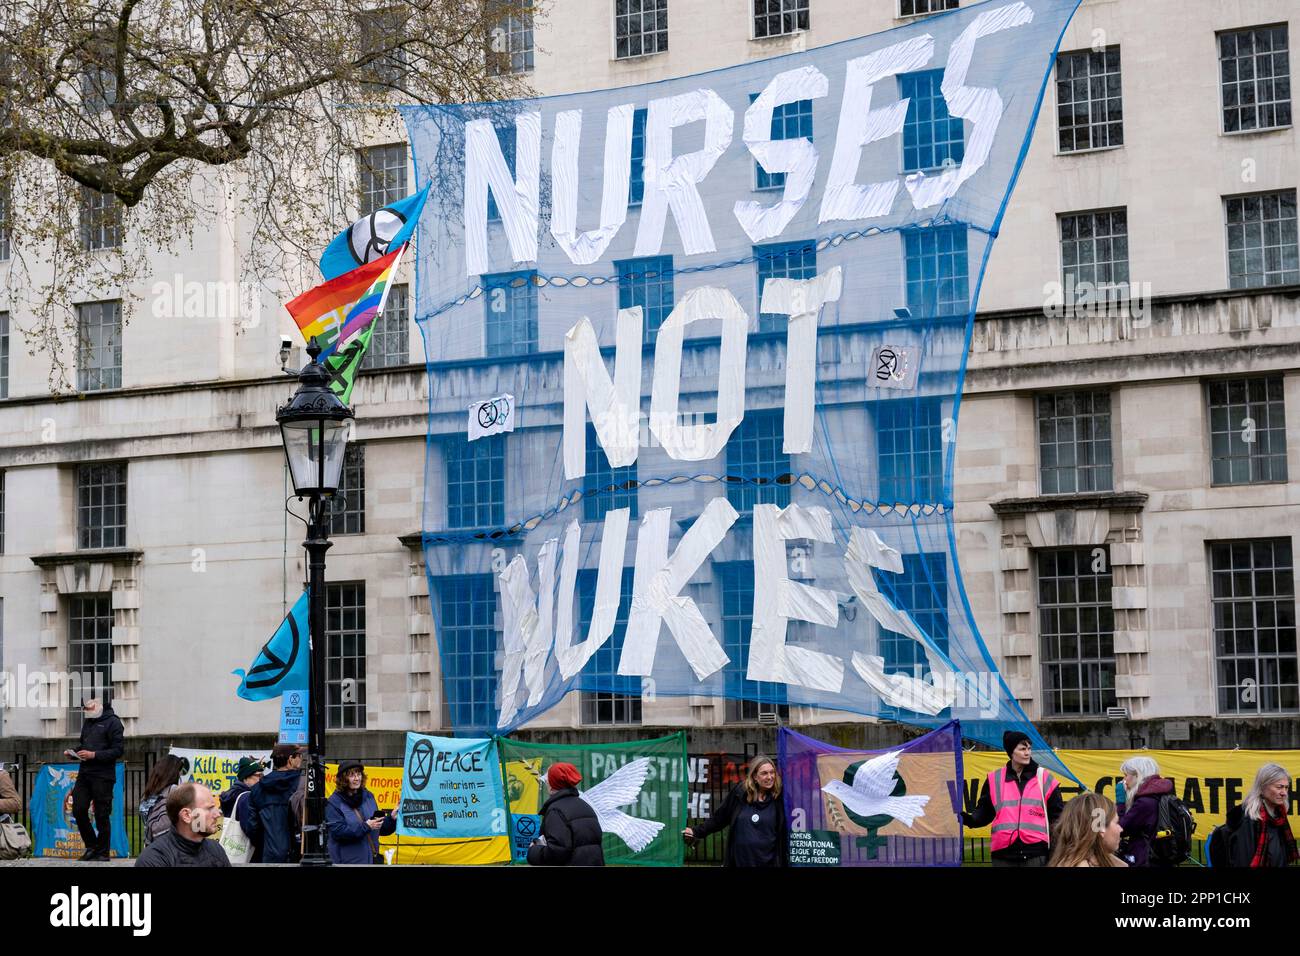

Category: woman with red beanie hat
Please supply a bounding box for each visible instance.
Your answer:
[526,762,605,866]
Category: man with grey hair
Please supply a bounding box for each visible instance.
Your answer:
[66,697,125,861]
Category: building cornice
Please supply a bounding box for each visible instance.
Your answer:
[989,491,1149,516]
[31,548,145,568]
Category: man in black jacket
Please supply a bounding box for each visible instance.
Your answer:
[527,763,604,866]
[135,783,231,867]
[245,744,303,863]
[68,698,125,861]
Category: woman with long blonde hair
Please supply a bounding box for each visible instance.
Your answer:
[1225,763,1297,868]
[1048,792,1128,867]
[683,755,787,867]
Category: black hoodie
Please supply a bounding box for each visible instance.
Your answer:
[76,705,125,780]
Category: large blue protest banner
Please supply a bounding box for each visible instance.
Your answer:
[29,763,130,859]
[402,0,1083,775]
[395,733,507,840]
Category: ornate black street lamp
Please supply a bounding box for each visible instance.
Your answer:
[276,338,353,866]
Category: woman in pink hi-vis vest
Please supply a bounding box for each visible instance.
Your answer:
[963,731,1064,867]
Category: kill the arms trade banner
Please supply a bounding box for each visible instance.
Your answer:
[403,0,1084,772]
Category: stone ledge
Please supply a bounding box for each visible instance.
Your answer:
[31,549,144,569]
[990,491,1148,516]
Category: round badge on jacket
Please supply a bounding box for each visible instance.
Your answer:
[751,813,760,824]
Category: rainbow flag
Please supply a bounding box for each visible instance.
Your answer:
[286,245,404,359]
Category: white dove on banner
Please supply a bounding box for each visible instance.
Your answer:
[576,756,664,852]
[821,750,930,827]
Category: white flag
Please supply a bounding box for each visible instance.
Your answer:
[468,393,516,440]
[869,346,916,390]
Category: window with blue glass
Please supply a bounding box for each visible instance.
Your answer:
[578,568,642,725]
[629,108,648,207]
[904,224,969,318]
[875,398,944,504]
[751,96,813,191]
[876,552,948,677]
[483,270,538,357]
[486,124,516,222]
[900,70,964,173]
[755,240,816,332]
[584,423,638,522]
[726,410,790,514]
[719,563,789,721]
[445,433,505,530]
[616,255,674,342]
[437,575,499,731]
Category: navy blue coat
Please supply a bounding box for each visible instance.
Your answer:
[245,769,301,864]
[325,789,396,864]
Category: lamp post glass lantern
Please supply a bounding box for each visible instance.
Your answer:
[276,338,353,865]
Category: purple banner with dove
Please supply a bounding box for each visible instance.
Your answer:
[778,722,964,866]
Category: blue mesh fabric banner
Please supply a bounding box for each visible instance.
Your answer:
[779,723,964,867]
[401,0,1083,776]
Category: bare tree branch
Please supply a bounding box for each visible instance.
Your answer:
[0,0,542,388]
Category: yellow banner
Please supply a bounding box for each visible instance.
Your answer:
[961,749,1300,839]
[325,763,509,865]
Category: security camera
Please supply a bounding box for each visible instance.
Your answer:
[279,336,293,370]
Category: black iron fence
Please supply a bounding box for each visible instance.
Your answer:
[0,750,1240,866]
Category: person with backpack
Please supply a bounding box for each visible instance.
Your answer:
[0,765,31,860]
[0,766,18,817]
[245,744,304,863]
[1118,755,1193,866]
[962,731,1064,867]
[1222,763,1297,868]
[138,754,186,848]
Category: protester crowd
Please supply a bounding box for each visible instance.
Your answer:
[1,699,1294,868]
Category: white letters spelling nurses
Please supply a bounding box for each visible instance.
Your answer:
[463,3,1031,271]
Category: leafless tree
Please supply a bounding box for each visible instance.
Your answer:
[0,0,538,388]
